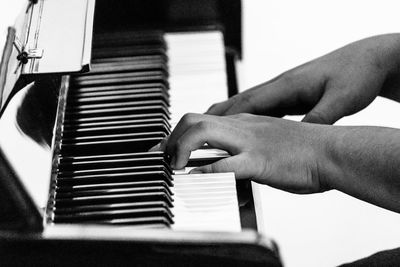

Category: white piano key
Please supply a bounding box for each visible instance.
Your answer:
[171,172,241,232]
[165,31,228,124]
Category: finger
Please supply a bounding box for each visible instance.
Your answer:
[168,120,241,169]
[166,113,207,154]
[302,88,349,124]
[167,113,224,156]
[148,137,168,152]
[221,77,297,116]
[205,100,231,115]
[189,154,257,180]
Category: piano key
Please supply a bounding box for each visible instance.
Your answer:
[63,118,171,130]
[58,155,170,172]
[87,61,168,75]
[93,31,165,48]
[54,201,169,214]
[85,217,172,227]
[56,170,173,187]
[73,72,168,87]
[92,46,167,59]
[70,90,169,103]
[59,151,166,162]
[61,132,167,145]
[57,164,172,178]
[64,105,170,119]
[63,113,170,124]
[56,185,173,199]
[54,206,174,223]
[70,82,168,94]
[69,92,169,104]
[171,172,241,232]
[66,99,169,111]
[55,191,173,208]
[56,180,172,194]
[62,123,170,137]
[92,55,167,65]
[60,137,165,155]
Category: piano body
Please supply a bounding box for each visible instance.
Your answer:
[0,0,282,266]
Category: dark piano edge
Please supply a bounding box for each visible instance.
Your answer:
[0,226,282,267]
[46,75,70,225]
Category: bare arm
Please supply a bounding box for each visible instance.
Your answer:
[159,113,400,213]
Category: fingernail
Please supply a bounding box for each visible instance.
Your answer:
[148,143,161,152]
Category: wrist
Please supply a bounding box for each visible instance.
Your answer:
[312,125,347,192]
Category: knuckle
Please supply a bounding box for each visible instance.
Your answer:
[196,121,212,132]
[180,113,197,125]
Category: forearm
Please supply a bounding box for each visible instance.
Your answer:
[323,125,400,212]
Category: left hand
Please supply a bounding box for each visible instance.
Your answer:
[156,113,333,194]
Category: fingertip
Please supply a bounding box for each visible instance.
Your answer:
[189,168,204,174]
[148,143,161,152]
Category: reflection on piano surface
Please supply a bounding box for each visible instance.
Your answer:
[0,0,282,266]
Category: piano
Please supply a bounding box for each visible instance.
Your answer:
[0,0,282,266]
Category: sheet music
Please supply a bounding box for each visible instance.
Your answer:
[171,172,241,232]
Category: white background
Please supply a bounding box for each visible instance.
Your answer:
[1,1,400,267]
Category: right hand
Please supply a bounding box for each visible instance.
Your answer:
[207,34,400,124]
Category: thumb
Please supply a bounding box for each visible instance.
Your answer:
[302,91,348,124]
[189,154,256,179]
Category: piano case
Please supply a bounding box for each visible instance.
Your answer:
[0,0,282,266]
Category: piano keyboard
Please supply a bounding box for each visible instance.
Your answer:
[48,30,241,231]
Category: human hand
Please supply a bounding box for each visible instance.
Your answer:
[159,113,333,194]
[207,34,400,124]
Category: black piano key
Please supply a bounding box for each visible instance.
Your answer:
[93,31,165,48]
[61,132,167,146]
[66,99,169,111]
[53,207,173,225]
[63,113,170,125]
[92,55,167,65]
[54,191,173,208]
[69,88,169,99]
[68,94,169,107]
[63,118,171,131]
[56,185,172,199]
[64,105,170,119]
[56,180,171,194]
[62,123,170,138]
[58,156,171,172]
[57,165,172,179]
[59,151,166,163]
[69,82,168,94]
[86,62,168,75]
[92,46,167,59]
[73,72,168,87]
[54,201,168,214]
[60,136,164,155]
[56,171,173,187]
[81,217,171,227]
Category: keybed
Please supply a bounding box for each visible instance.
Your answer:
[49,30,241,231]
